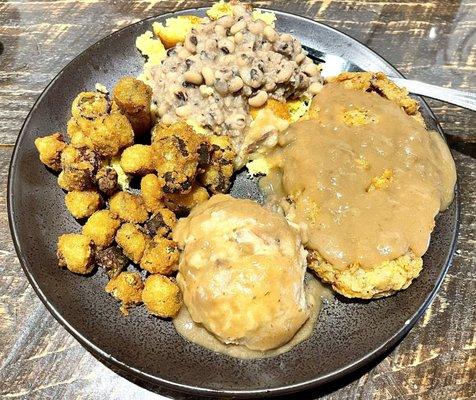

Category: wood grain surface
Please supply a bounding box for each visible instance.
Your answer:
[0,1,474,399]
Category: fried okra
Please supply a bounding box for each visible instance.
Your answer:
[142,274,182,318]
[64,190,102,219]
[57,233,95,275]
[140,237,179,275]
[82,210,121,249]
[67,91,134,158]
[71,91,112,121]
[95,246,128,278]
[34,132,66,171]
[109,191,148,223]
[151,122,210,194]
[115,223,150,263]
[87,113,135,157]
[58,145,102,191]
[105,271,143,315]
[120,144,155,175]
[112,77,152,136]
[144,208,177,238]
[199,135,235,193]
[164,185,209,216]
[140,174,165,213]
[95,166,119,196]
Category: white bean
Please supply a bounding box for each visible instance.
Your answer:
[309,82,323,95]
[199,85,214,97]
[295,52,306,64]
[230,19,246,35]
[276,64,293,83]
[228,76,244,93]
[248,90,268,107]
[183,70,203,85]
[214,24,226,37]
[234,31,244,44]
[217,15,234,28]
[201,66,215,86]
[248,20,266,35]
[232,4,247,17]
[175,105,191,117]
[263,25,278,42]
[184,35,197,53]
[218,38,235,54]
[302,63,319,76]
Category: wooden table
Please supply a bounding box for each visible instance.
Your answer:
[0,1,474,399]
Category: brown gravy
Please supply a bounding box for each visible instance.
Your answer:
[173,275,332,359]
[262,84,456,269]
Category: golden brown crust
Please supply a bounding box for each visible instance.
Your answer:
[112,77,152,136]
[329,72,421,118]
[82,210,121,249]
[142,274,182,318]
[64,190,102,219]
[57,233,95,275]
[105,271,144,315]
[34,133,67,171]
[109,192,148,224]
[115,223,150,263]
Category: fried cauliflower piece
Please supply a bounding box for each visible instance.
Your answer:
[82,210,121,249]
[152,122,210,194]
[308,250,423,299]
[199,135,235,193]
[34,132,67,171]
[64,190,102,219]
[57,233,95,275]
[112,77,152,136]
[115,223,150,264]
[140,174,165,213]
[329,72,420,117]
[142,274,182,318]
[95,166,119,196]
[140,236,179,275]
[120,144,155,175]
[105,271,144,315]
[95,246,128,278]
[152,15,202,49]
[109,192,148,224]
[143,208,177,238]
[164,185,209,216]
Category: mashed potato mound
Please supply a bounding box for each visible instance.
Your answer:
[174,194,310,351]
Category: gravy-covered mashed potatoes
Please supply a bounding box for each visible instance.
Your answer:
[174,195,310,351]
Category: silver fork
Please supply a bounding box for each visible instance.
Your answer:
[306,48,476,112]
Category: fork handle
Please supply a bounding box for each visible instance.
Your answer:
[390,77,476,112]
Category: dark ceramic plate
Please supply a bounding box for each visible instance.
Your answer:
[8,7,460,399]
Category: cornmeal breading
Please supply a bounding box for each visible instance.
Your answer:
[307,250,423,299]
[152,16,202,49]
[329,72,421,118]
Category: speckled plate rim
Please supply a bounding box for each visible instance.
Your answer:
[8,6,460,398]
